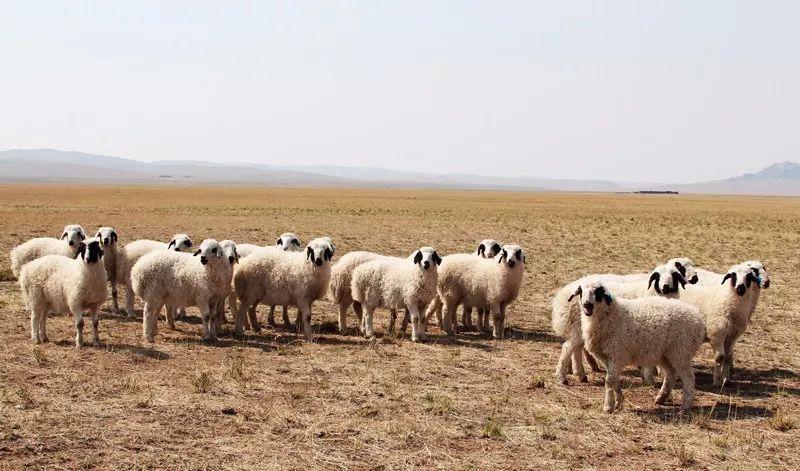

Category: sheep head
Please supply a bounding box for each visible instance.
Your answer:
[219,240,240,265]
[96,226,118,247]
[721,265,761,296]
[168,234,193,252]
[476,239,502,258]
[193,239,223,266]
[572,281,613,317]
[647,264,687,295]
[276,232,303,252]
[497,244,525,269]
[61,224,86,247]
[412,247,441,270]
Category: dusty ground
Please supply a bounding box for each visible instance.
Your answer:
[0,185,797,470]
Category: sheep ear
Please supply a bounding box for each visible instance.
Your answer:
[79,233,85,240]
[745,272,758,287]
[168,240,176,249]
[433,251,442,266]
[721,272,735,285]
[96,232,102,238]
[603,293,612,305]
[515,249,522,261]
[413,251,423,265]
[648,271,660,290]
[193,249,201,256]
[277,238,284,246]
[477,244,485,256]
[324,247,333,261]
[497,249,507,263]
[234,248,240,263]
[674,261,686,277]
[673,271,687,290]
[568,285,582,302]
[492,243,501,255]
[61,232,68,240]
[111,231,118,243]
[292,238,300,247]
[306,246,314,261]
[77,243,86,260]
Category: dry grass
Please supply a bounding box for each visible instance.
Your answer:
[0,184,798,470]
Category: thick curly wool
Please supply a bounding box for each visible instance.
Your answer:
[577,281,705,412]
[677,264,763,387]
[552,263,687,385]
[9,224,86,277]
[434,244,525,339]
[329,251,388,332]
[19,238,108,348]
[233,237,334,341]
[116,233,193,317]
[132,239,232,342]
[350,247,441,342]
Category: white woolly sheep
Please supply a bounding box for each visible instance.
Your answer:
[329,251,389,333]
[19,238,108,347]
[94,227,120,312]
[552,263,688,385]
[598,258,699,286]
[233,237,334,341]
[132,239,233,342]
[266,232,304,327]
[116,233,193,317]
[677,264,764,387]
[351,247,442,342]
[695,260,770,289]
[574,280,705,412]
[10,224,86,277]
[433,244,525,339]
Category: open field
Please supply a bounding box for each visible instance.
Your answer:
[0,185,798,470]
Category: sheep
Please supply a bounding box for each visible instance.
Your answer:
[574,280,705,412]
[598,258,699,286]
[93,227,121,312]
[425,239,503,331]
[434,244,525,339]
[214,239,240,328]
[132,239,233,342]
[329,251,389,333]
[695,260,770,289]
[116,233,193,317]
[233,237,334,341]
[10,224,86,277]
[266,232,304,327]
[677,264,764,387]
[18,238,108,348]
[350,247,442,342]
[552,263,688,385]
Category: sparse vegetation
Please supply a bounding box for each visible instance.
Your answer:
[0,185,798,469]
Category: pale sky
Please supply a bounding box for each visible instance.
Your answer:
[1,1,798,183]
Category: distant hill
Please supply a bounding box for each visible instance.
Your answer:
[1,149,798,195]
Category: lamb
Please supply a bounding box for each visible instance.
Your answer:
[18,238,108,348]
[434,244,526,339]
[10,224,86,277]
[552,263,688,385]
[94,227,121,312]
[350,247,442,342]
[116,233,193,317]
[677,264,764,387]
[266,232,304,327]
[233,237,334,341]
[329,251,389,333]
[132,239,233,342]
[574,280,705,412]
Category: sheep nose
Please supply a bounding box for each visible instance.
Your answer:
[200,256,208,265]
[508,261,516,268]
[423,261,430,269]
[228,256,235,263]
[763,279,770,288]
[736,285,746,296]
[315,259,323,267]
[689,275,699,284]
[103,237,110,245]
[68,240,75,246]
[582,302,594,315]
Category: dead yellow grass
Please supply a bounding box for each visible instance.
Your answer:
[0,184,798,470]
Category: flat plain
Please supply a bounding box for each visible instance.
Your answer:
[0,185,798,470]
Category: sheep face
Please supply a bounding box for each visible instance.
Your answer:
[95,226,118,247]
[77,238,104,264]
[669,257,698,284]
[61,224,86,247]
[742,260,770,288]
[721,265,761,296]
[476,239,501,258]
[496,244,525,269]
[168,234,193,252]
[412,247,442,271]
[570,281,613,317]
[276,232,302,252]
[193,239,224,266]
[647,264,687,294]
[219,240,240,265]
[306,238,334,268]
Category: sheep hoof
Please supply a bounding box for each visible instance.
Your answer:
[41,336,48,343]
[654,396,668,405]
[579,376,589,383]
[603,405,614,414]
[560,378,569,386]
[33,338,41,345]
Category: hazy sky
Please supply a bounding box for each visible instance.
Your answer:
[1,1,798,183]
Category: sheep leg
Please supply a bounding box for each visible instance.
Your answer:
[584,349,601,373]
[676,364,696,412]
[710,337,725,388]
[111,282,120,314]
[298,303,313,341]
[39,311,49,343]
[722,336,735,384]
[387,309,398,336]
[199,302,212,342]
[364,307,376,339]
[164,306,177,330]
[491,304,505,340]
[442,300,457,337]
[400,309,410,336]
[556,338,581,384]
[462,305,473,330]
[72,306,85,348]
[91,307,101,347]
[234,299,252,337]
[248,305,261,333]
[353,302,364,333]
[641,367,655,386]
[125,281,136,318]
[282,305,291,326]
[481,308,491,333]
[408,305,425,342]
[571,345,588,383]
[143,302,162,343]
[176,306,186,319]
[30,308,42,344]
[337,302,350,333]
[654,363,676,405]
[603,364,621,413]
[244,305,255,330]
[267,305,276,326]
[225,291,238,323]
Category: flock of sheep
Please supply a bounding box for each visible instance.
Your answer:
[9,224,769,413]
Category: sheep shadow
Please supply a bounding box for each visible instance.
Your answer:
[51,340,170,360]
[636,402,775,424]
[505,327,563,343]
[667,370,800,399]
[164,335,277,353]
